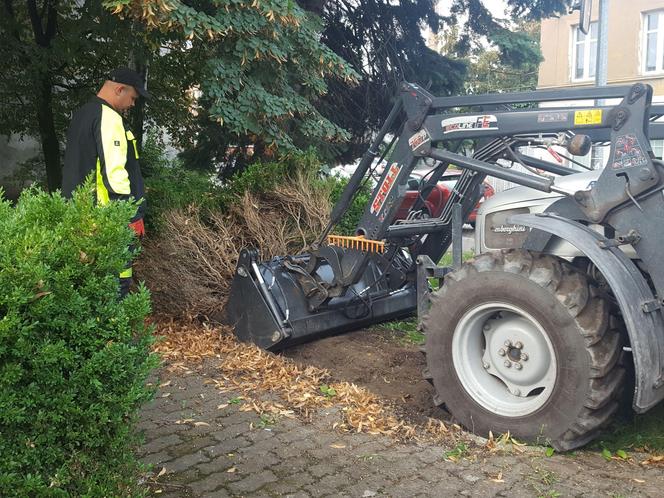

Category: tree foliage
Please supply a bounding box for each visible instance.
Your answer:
[1,1,576,189]
[302,0,572,162]
[435,20,542,95]
[105,0,359,176]
[1,1,130,191]
[0,1,200,191]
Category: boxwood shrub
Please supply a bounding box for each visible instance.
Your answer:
[0,182,157,496]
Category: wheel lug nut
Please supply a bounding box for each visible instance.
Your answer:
[504,340,512,347]
[520,353,528,361]
[504,360,512,368]
[498,348,506,356]
[512,388,521,396]
[514,341,523,350]
[483,323,491,331]
[483,362,490,369]
[514,363,523,370]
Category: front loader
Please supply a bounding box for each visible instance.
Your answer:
[226,81,664,450]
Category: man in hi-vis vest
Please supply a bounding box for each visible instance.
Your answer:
[62,67,150,297]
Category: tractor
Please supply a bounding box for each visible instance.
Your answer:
[226,81,664,450]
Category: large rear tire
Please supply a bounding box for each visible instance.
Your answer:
[423,249,625,451]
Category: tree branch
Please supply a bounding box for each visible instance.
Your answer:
[27,0,46,46]
[45,0,57,42]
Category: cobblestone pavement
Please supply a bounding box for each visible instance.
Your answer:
[138,362,664,497]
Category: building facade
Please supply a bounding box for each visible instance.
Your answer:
[536,0,664,166]
[539,0,664,93]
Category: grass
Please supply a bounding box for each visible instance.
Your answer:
[527,465,560,498]
[439,250,475,268]
[444,442,469,461]
[380,319,425,345]
[594,402,664,453]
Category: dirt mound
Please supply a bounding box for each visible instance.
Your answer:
[283,327,448,425]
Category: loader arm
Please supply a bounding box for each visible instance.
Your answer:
[325,83,659,291]
[227,82,664,350]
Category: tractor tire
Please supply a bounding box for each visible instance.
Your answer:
[423,249,625,451]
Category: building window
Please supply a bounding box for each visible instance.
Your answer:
[644,11,664,73]
[572,22,598,81]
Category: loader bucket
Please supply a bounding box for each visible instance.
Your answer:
[225,248,417,350]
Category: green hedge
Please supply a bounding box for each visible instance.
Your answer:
[0,182,157,496]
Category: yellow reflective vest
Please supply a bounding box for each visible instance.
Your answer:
[62,96,144,221]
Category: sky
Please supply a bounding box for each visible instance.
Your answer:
[482,0,510,18]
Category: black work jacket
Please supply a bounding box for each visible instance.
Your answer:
[62,96,145,221]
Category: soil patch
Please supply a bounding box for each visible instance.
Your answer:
[282,327,449,425]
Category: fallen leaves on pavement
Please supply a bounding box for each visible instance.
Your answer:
[153,318,464,445]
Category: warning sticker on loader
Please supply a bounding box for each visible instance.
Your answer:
[611,134,648,169]
[441,115,498,134]
[371,163,401,215]
[574,109,603,126]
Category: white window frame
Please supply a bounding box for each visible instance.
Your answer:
[643,10,664,74]
[571,22,598,82]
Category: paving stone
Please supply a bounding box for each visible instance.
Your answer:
[267,441,317,462]
[141,421,193,440]
[140,450,173,467]
[167,436,217,457]
[305,471,351,495]
[308,462,338,478]
[202,437,250,457]
[166,451,210,473]
[234,451,279,474]
[139,433,182,455]
[261,476,309,496]
[195,457,243,479]
[227,470,278,494]
[188,471,234,494]
[139,361,664,498]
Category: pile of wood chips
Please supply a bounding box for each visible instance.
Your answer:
[153,317,462,445]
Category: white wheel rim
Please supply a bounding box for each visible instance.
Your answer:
[451,302,557,417]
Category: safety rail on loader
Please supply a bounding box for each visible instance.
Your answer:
[226,81,664,451]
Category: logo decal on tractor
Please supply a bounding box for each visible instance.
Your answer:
[408,129,431,150]
[371,163,401,215]
[441,115,498,134]
[537,112,569,123]
[490,224,528,235]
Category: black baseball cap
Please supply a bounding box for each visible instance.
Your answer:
[108,67,151,99]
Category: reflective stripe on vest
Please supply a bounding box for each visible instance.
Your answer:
[126,130,139,159]
[100,105,130,196]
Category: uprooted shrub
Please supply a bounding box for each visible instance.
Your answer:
[0,183,157,496]
[137,169,331,316]
[136,147,378,317]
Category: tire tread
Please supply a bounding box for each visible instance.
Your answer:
[424,249,625,451]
